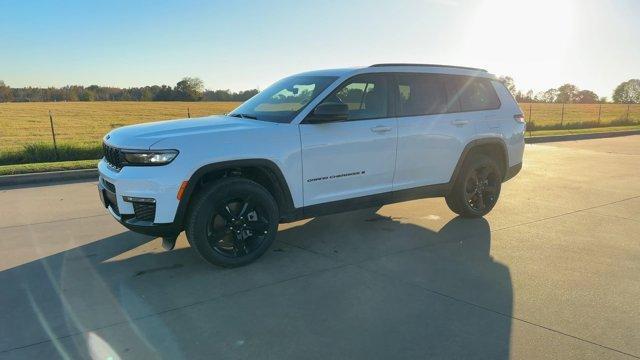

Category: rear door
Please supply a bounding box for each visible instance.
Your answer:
[392,73,476,189]
[299,73,398,206]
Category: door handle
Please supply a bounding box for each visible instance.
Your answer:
[451,119,469,126]
[370,125,392,133]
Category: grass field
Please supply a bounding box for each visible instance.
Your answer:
[1,101,639,167]
[520,102,640,129]
[0,101,240,152]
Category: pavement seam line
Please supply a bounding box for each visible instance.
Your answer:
[0,213,108,230]
[492,194,640,232]
[357,265,640,359]
[0,261,352,354]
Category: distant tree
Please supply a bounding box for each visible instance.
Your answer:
[574,89,599,104]
[175,77,204,101]
[556,83,579,103]
[538,88,559,103]
[498,76,517,95]
[0,81,13,102]
[599,96,608,103]
[612,79,640,104]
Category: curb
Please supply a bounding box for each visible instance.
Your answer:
[1,129,638,188]
[0,168,98,187]
[524,129,640,144]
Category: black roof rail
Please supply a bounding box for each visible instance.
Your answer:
[369,63,487,72]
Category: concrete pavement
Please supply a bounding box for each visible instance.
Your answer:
[1,136,639,359]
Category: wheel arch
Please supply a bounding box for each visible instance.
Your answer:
[449,138,509,185]
[173,159,296,227]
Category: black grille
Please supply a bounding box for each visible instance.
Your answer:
[133,202,156,222]
[103,143,124,170]
[103,179,116,193]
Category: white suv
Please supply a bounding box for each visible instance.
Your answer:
[98,63,525,267]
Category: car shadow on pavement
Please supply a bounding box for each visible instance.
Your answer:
[0,210,512,359]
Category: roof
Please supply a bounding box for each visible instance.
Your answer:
[292,63,493,79]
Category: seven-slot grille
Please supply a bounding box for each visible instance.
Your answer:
[133,202,156,222]
[103,143,124,170]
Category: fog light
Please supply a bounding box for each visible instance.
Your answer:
[122,196,156,204]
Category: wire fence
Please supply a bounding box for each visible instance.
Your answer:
[0,101,639,161]
[520,102,640,130]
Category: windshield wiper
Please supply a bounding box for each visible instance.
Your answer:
[228,113,257,120]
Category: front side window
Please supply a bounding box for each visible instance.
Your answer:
[229,75,338,123]
[397,74,449,116]
[317,74,389,121]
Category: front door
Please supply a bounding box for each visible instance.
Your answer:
[299,73,397,206]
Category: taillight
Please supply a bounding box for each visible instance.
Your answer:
[514,114,526,124]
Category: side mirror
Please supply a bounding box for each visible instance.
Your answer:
[306,103,349,124]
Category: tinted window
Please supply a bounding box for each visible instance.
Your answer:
[445,76,500,112]
[319,74,389,121]
[397,74,449,116]
[230,75,337,123]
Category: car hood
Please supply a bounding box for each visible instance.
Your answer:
[104,115,272,149]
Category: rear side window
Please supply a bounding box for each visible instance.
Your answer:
[319,74,389,121]
[397,74,449,116]
[445,76,500,112]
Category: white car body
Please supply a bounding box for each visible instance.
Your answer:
[98,64,525,237]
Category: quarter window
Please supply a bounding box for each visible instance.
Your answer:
[318,74,389,121]
[445,76,500,112]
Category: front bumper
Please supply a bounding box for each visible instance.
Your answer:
[98,179,181,237]
[98,159,183,237]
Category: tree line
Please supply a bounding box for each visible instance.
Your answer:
[1,76,639,104]
[498,76,640,104]
[0,77,258,102]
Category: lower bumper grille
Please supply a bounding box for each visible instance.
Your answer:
[133,202,156,222]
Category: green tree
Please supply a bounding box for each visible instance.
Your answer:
[175,77,204,101]
[574,89,599,104]
[0,81,13,102]
[612,79,640,103]
[537,88,559,103]
[498,76,516,95]
[556,83,579,103]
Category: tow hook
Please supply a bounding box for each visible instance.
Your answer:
[162,236,177,251]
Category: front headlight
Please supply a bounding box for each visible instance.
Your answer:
[122,150,179,165]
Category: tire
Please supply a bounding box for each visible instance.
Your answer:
[185,177,279,267]
[445,153,502,218]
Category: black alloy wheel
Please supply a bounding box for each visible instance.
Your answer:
[445,153,502,218]
[207,196,271,258]
[463,164,500,212]
[186,177,279,267]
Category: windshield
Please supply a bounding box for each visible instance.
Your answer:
[229,75,338,123]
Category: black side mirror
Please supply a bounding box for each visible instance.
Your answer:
[305,103,349,124]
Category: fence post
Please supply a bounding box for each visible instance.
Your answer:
[560,103,565,127]
[528,103,533,137]
[48,110,60,160]
[187,107,191,118]
[597,103,602,125]
[627,104,630,122]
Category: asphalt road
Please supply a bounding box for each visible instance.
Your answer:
[1,136,639,360]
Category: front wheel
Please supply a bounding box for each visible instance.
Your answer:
[185,178,279,267]
[445,153,502,218]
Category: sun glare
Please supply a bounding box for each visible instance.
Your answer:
[461,0,575,89]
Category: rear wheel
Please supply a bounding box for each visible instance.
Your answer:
[186,178,279,267]
[445,153,502,218]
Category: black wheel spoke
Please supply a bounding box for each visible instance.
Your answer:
[216,204,234,222]
[484,185,498,195]
[476,193,485,210]
[247,218,270,234]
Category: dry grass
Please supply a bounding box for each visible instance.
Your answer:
[0,101,240,152]
[1,101,639,154]
[519,103,640,128]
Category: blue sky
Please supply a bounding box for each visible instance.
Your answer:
[1,0,638,98]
